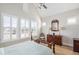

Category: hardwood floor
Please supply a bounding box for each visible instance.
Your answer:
[55,45,79,55]
[40,43,79,55]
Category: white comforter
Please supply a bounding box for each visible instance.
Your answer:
[0,41,53,55]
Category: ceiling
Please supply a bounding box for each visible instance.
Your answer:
[33,3,79,17]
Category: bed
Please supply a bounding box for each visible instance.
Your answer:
[0,41,53,55]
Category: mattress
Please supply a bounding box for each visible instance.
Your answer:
[0,41,53,55]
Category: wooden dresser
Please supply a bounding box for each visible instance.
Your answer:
[73,39,79,52]
[47,34,62,46]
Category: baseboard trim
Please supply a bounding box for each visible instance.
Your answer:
[62,42,73,47]
[0,38,30,48]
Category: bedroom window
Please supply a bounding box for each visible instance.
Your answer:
[1,13,39,42]
[3,15,11,41]
[2,14,18,42]
[31,20,37,37]
[25,20,30,38]
[20,19,26,39]
[20,19,30,39]
[11,17,18,40]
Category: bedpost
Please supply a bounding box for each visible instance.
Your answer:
[52,33,55,54]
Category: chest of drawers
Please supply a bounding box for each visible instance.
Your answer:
[47,34,62,46]
[73,39,79,52]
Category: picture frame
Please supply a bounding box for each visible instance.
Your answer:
[51,19,59,31]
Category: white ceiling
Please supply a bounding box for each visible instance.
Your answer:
[33,3,79,17]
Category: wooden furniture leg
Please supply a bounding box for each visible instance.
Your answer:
[53,43,55,54]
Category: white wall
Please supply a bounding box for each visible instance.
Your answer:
[41,8,79,47]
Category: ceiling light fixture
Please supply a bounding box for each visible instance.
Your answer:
[39,3,47,9]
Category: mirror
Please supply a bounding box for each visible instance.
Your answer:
[51,20,59,31]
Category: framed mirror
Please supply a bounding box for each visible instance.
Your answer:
[51,20,59,31]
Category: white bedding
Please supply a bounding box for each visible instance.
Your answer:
[0,41,53,55]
